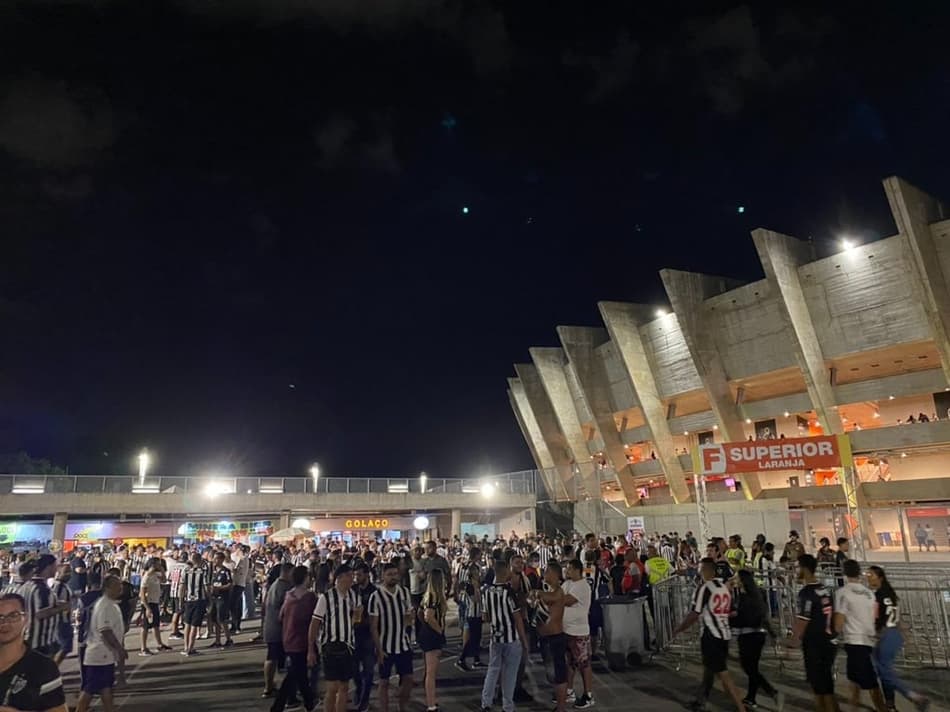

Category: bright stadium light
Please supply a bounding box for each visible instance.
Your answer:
[204,479,232,497]
[292,518,311,529]
[840,237,856,251]
[481,481,495,499]
[310,463,320,493]
[413,515,430,530]
[419,471,428,494]
[138,450,151,482]
[655,308,667,318]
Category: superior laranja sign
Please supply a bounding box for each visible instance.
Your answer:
[694,434,852,475]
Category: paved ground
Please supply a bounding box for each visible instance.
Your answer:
[59,620,950,712]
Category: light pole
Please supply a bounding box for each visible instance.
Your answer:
[419,471,428,494]
[138,450,150,484]
[310,463,320,494]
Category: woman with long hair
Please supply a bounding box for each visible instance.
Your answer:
[418,568,447,712]
[731,570,782,709]
[866,566,930,711]
[455,564,483,671]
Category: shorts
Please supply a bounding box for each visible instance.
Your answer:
[266,642,286,668]
[141,602,161,630]
[845,644,877,690]
[567,634,591,670]
[545,633,569,685]
[701,635,729,674]
[803,640,837,695]
[183,600,207,627]
[209,597,230,625]
[57,619,74,654]
[322,641,354,682]
[417,623,445,653]
[379,650,413,678]
[82,664,115,695]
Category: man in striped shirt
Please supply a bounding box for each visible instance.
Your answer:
[368,562,414,712]
[180,553,210,657]
[308,564,361,712]
[673,558,746,712]
[50,564,74,666]
[19,555,69,656]
[479,561,528,712]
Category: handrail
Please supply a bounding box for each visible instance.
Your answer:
[0,470,539,497]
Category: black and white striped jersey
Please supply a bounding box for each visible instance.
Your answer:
[458,582,483,619]
[367,584,412,655]
[18,578,57,650]
[313,586,361,649]
[692,578,732,640]
[535,546,554,571]
[181,566,209,602]
[50,580,72,626]
[482,583,520,644]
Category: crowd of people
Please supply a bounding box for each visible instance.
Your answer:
[0,527,935,712]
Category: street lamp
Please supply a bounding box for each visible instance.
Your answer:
[310,463,320,493]
[138,450,151,483]
[419,471,428,494]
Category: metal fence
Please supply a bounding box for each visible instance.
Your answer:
[652,564,950,671]
[0,470,538,497]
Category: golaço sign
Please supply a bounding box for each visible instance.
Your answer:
[697,435,844,475]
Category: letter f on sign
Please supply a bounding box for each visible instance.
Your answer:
[700,444,727,475]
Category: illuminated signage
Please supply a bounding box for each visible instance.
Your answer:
[345,519,389,529]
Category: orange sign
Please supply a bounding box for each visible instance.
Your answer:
[696,435,846,474]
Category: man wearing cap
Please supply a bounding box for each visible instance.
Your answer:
[18,554,71,656]
[783,531,805,563]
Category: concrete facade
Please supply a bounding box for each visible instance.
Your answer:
[508,177,950,536]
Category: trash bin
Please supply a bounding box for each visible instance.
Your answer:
[600,595,647,671]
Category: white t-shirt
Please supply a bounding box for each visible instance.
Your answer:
[562,578,591,637]
[835,581,876,647]
[85,597,125,666]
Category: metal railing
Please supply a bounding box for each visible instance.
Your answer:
[0,470,538,497]
[652,564,950,670]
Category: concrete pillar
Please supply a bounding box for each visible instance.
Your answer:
[279,510,291,530]
[752,229,843,435]
[52,512,68,550]
[659,270,763,499]
[883,176,950,384]
[451,509,462,539]
[597,302,692,504]
[557,326,640,505]
[529,347,601,500]
[508,379,560,500]
[513,363,575,500]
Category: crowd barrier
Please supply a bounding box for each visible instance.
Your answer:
[651,563,950,671]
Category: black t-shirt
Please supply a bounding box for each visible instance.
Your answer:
[0,647,66,710]
[714,560,733,582]
[266,564,282,588]
[797,582,834,645]
[69,556,88,591]
[874,588,900,632]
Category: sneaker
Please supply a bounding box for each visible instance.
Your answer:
[573,693,595,709]
[138,650,153,657]
[553,690,576,704]
[742,699,758,709]
[180,650,191,656]
[223,639,234,647]
[454,660,473,672]
[207,641,221,648]
[158,645,173,651]
[168,632,184,640]
[260,690,274,698]
[471,659,484,668]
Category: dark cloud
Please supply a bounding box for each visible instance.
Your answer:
[0,79,114,168]
[313,115,400,175]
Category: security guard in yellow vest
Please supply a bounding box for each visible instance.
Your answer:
[644,545,671,585]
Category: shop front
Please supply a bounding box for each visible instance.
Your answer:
[302,517,421,544]
[0,522,53,547]
[65,521,175,552]
[176,520,274,545]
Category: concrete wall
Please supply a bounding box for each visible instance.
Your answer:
[801,236,930,357]
[639,316,702,398]
[0,491,537,518]
[574,497,791,548]
[495,507,537,538]
[597,341,638,412]
[704,281,797,380]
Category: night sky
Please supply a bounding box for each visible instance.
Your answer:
[1,2,949,478]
